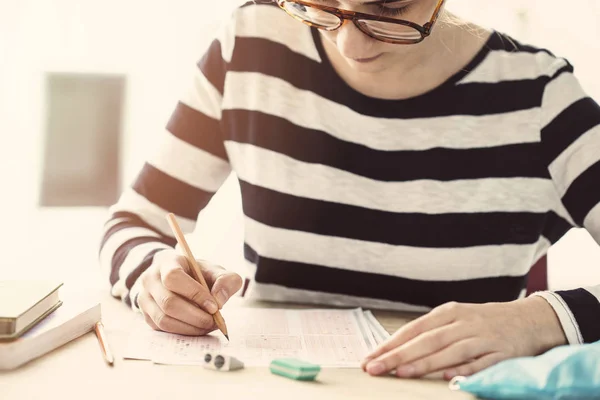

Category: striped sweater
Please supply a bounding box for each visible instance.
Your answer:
[100,3,600,344]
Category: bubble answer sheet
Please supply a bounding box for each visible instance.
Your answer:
[124,308,384,368]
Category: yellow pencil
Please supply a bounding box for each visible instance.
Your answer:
[166,213,230,341]
[94,321,114,366]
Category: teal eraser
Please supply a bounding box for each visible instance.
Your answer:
[269,358,321,381]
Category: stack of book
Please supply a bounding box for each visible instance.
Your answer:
[0,281,101,370]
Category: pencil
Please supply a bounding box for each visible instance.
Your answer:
[94,321,114,366]
[166,213,230,341]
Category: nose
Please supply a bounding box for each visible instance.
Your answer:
[335,20,377,59]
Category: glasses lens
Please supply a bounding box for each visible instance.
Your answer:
[281,1,341,29]
[357,20,422,42]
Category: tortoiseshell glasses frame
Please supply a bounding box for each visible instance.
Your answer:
[254,0,446,44]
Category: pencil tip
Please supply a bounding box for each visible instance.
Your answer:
[225,334,230,341]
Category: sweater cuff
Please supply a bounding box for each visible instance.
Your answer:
[530,291,583,345]
[555,287,600,343]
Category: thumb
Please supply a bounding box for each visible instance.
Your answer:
[197,260,243,308]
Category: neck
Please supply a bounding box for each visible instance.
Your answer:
[321,18,491,100]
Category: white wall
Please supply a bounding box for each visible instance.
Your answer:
[0,0,242,201]
[1,0,599,287]
[0,0,243,268]
[451,0,600,100]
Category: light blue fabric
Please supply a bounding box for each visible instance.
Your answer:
[454,341,600,399]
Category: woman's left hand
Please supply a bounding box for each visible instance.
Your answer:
[361,297,567,380]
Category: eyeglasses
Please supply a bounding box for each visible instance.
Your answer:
[254,0,446,45]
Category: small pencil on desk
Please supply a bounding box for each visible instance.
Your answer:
[94,321,114,366]
[166,213,230,341]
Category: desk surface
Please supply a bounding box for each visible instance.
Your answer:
[0,209,475,400]
[1,292,475,400]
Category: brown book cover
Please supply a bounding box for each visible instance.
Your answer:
[0,281,63,340]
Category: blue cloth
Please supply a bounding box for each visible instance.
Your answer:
[454,341,600,399]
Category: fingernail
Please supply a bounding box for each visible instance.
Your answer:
[203,300,218,314]
[396,365,415,378]
[215,290,228,308]
[366,361,386,376]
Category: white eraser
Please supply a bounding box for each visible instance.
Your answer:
[202,352,244,371]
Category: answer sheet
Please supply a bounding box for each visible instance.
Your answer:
[124,308,379,367]
[364,310,392,344]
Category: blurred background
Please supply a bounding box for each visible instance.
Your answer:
[0,0,599,289]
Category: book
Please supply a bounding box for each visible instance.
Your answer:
[0,285,101,370]
[0,281,63,340]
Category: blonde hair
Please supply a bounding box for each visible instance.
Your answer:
[438,9,490,40]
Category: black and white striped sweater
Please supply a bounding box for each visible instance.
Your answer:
[100,3,600,344]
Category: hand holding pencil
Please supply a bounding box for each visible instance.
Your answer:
[134,214,243,338]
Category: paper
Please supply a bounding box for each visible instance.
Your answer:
[363,310,392,344]
[124,308,381,367]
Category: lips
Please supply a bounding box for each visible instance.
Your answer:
[351,54,383,63]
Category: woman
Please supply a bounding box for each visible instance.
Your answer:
[100,0,600,380]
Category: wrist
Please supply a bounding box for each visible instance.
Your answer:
[519,296,568,354]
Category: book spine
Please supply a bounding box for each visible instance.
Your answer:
[0,318,17,338]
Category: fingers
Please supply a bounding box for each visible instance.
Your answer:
[199,260,243,308]
[137,250,241,335]
[365,322,472,376]
[147,274,216,331]
[137,289,209,336]
[443,352,507,381]
[390,338,488,379]
[362,302,464,370]
[158,255,220,314]
[138,291,159,330]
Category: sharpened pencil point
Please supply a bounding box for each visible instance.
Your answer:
[225,334,230,341]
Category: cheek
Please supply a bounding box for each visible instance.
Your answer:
[321,29,415,56]
[319,30,338,45]
[382,42,422,58]
[321,29,388,54]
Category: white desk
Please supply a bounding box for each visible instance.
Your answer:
[1,291,475,400]
[0,209,475,399]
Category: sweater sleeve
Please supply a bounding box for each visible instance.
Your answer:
[533,58,600,344]
[98,14,238,310]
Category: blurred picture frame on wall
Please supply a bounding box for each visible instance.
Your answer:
[39,73,126,207]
